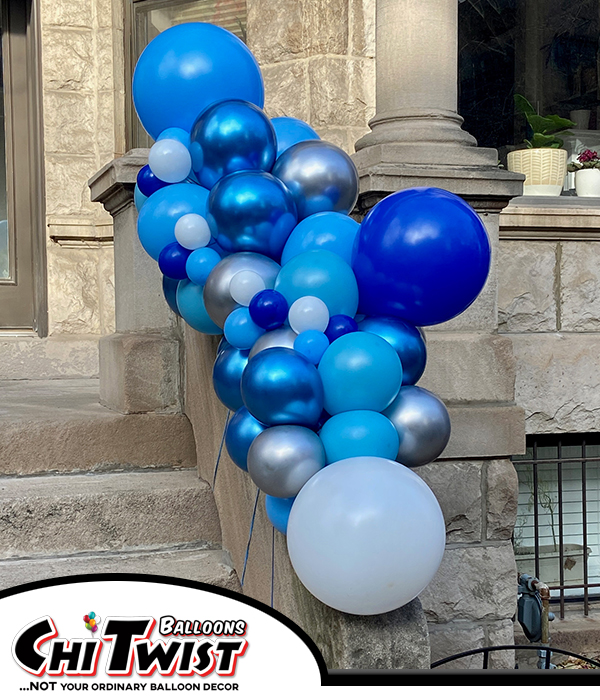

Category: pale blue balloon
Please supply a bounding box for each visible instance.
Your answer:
[158,127,191,148]
[134,184,148,212]
[272,117,320,159]
[176,279,222,335]
[186,247,222,286]
[281,212,360,266]
[274,250,359,318]
[224,307,265,349]
[319,410,400,464]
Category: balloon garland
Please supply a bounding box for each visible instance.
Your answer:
[132,23,491,615]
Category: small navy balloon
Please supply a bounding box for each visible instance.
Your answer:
[212,344,250,412]
[249,289,288,331]
[271,117,320,159]
[265,495,295,535]
[158,242,190,280]
[325,314,358,343]
[225,407,267,471]
[136,164,169,198]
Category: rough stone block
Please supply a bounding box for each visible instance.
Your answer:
[486,460,519,541]
[498,240,557,332]
[43,91,97,156]
[419,543,517,624]
[97,90,117,159]
[262,61,311,123]
[315,127,351,152]
[46,154,103,217]
[349,0,375,58]
[98,244,116,334]
[487,620,515,669]
[560,241,600,332]
[429,623,485,670]
[41,27,94,92]
[40,0,94,29]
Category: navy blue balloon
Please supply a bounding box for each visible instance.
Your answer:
[133,23,264,140]
[191,100,276,189]
[265,495,295,535]
[213,345,250,412]
[158,242,191,280]
[271,117,320,159]
[358,316,427,386]
[354,188,491,326]
[325,314,358,343]
[249,289,289,330]
[241,347,324,427]
[137,164,169,197]
[208,171,297,259]
[225,407,267,471]
[162,276,181,317]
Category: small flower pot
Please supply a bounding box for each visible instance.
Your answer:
[507,148,567,196]
[575,168,600,197]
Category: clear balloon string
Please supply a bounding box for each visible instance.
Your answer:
[270,525,275,608]
[212,410,230,490]
[240,487,260,588]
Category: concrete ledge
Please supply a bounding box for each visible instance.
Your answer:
[0,335,99,380]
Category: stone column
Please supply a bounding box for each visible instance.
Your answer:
[89,150,182,414]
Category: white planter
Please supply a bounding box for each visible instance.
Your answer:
[507,148,567,196]
[575,168,600,197]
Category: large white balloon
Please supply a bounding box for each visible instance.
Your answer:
[287,456,446,615]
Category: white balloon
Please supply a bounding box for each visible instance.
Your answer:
[288,296,329,334]
[229,271,266,306]
[287,457,446,615]
[148,139,192,183]
[174,213,211,250]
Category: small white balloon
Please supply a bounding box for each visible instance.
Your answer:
[148,138,192,183]
[229,271,266,306]
[288,296,329,334]
[174,213,211,250]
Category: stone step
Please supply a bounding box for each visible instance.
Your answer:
[0,545,240,592]
[0,379,196,475]
[0,469,221,558]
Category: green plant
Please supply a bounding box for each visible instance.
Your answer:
[567,149,600,172]
[514,94,575,149]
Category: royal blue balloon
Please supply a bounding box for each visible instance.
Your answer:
[353,188,491,326]
[265,495,295,535]
[137,183,210,261]
[176,279,222,335]
[132,23,264,140]
[241,347,324,427]
[224,307,265,350]
[186,247,221,286]
[318,331,402,414]
[281,212,360,266]
[271,117,320,159]
[208,171,297,260]
[213,345,250,411]
[248,289,288,331]
[294,330,329,365]
[358,316,427,386]
[158,242,191,280]
[162,276,181,317]
[137,164,169,197]
[274,250,359,318]
[225,407,267,471]
[191,100,276,189]
[217,337,232,356]
[325,314,358,343]
[134,184,148,212]
[158,127,191,148]
[319,410,400,464]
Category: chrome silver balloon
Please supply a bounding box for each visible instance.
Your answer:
[383,386,451,468]
[203,252,280,328]
[248,326,297,360]
[271,140,359,220]
[247,425,326,498]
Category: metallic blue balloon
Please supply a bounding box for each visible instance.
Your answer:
[241,347,324,427]
[158,242,190,280]
[225,407,267,471]
[353,188,491,326]
[176,280,222,335]
[265,495,295,535]
[137,164,169,197]
[272,140,359,220]
[191,100,276,189]
[271,117,320,159]
[281,212,360,266]
[325,314,358,343]
[162,276,181,317]
[208,171,298,259]
[358,316,427,385]
[213,344,250,411]
[248,289,288,330]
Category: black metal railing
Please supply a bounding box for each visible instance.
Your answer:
[431,644,600,670]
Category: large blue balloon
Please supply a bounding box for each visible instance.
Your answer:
[191,100,276,189]
[319,410,400,464]
[358,317,427,386]
[213,344,250,411]
[353,188,491,326]
[241,347,324,427]
[137,183,209,261]
[274,250,359,318]
[225,407,267,471]
[132,23,264,140]
[176,279,222,335]
[208,172,297,260]
[271,117,320,159]
[265,495,295,535]
[281,211,360,266]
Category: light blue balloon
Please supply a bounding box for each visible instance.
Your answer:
[137,183,210,260]
[213,345,249,411]
[176,279,222,335]
[134,184,148,212]
[224,307,265,349]
[272,117,320,159]
[294,330,329,365]
[281,212,360,266]
[158,127,191,148]
[318,331,402,414]
[274,250,359,318]
[265,495,295,535]
[186,247,221,286]
[225,407,267,471]
[319,410,400,464]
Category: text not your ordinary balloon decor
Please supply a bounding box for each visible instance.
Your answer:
[132,22,492,616]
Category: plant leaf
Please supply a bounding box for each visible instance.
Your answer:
[514,94,535,116]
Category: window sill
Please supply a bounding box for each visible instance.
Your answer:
[500,195,600,240]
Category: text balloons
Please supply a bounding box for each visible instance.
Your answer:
[353,188,491,326]
[133,23,264,140]
[225,407,267,471]
[281,212,360,266]
[272,117,320,158]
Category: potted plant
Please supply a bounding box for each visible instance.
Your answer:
[507,95,575,196]
[567,149,600,197]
